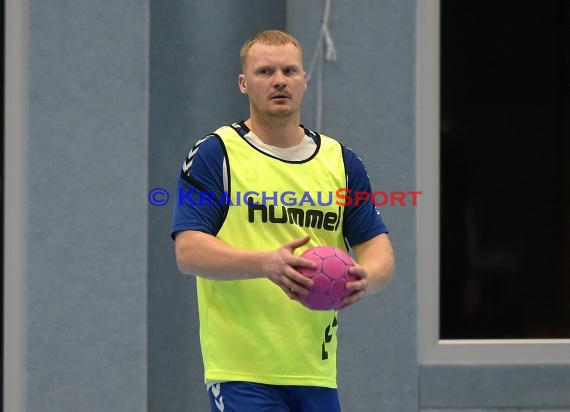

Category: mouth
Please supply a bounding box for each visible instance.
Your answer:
[270,93,291,100]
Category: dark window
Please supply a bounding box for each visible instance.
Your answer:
[440,1,570,339]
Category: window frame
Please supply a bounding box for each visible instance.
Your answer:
[4,0,28,410]
[416,0,570,365]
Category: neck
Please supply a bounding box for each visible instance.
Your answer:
[245,115,303,148]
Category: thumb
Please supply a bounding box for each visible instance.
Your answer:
[283,235,311,252]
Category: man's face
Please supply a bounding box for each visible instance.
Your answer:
[239,43,307,119]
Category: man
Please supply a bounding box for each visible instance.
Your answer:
[172,29,394,412]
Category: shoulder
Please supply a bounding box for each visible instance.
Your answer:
[341,145,364,165]
[183,132,224,160]
[306,128,358,160]
[341,145,370,179]
[305,129,367,176]
[180,132,225,176]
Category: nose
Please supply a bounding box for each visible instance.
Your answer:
[272,71,287,88]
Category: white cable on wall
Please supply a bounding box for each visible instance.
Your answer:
[307,0,336,131]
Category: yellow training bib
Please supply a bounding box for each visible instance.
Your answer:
[197,125,347,388]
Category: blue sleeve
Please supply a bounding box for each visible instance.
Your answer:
[170,134,227,239]
[342,146,389,246]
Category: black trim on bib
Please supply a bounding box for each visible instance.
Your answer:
[230,120,322,164]
[213,134,231,236]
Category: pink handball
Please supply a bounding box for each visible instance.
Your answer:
[298,246,357,310]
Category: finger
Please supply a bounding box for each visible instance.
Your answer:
[348,265,366,279]
[285,267,314,289]
[289,285,309,297]
[341,290,365,308]
[283,235,311,251]
[291,256,317,270]
[278,283,299,300]
[271,277,299,300]
[283,274,312,295]
[345,278,366,291]
[280,278,311,298]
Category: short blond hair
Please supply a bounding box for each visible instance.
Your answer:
[240,29,304,70]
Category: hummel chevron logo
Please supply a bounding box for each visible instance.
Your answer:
[206,383,225,411]
[321,315,338,360]
[183,136,209,173]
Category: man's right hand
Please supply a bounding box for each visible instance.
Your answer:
[262,235,316,300]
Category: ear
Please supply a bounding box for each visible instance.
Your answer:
[238,74,247,94]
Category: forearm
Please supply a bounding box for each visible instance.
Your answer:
[354,233,394,295]
[175,230,268,280]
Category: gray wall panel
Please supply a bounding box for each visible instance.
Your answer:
[421,365,570,409]
[26,1,149,411]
